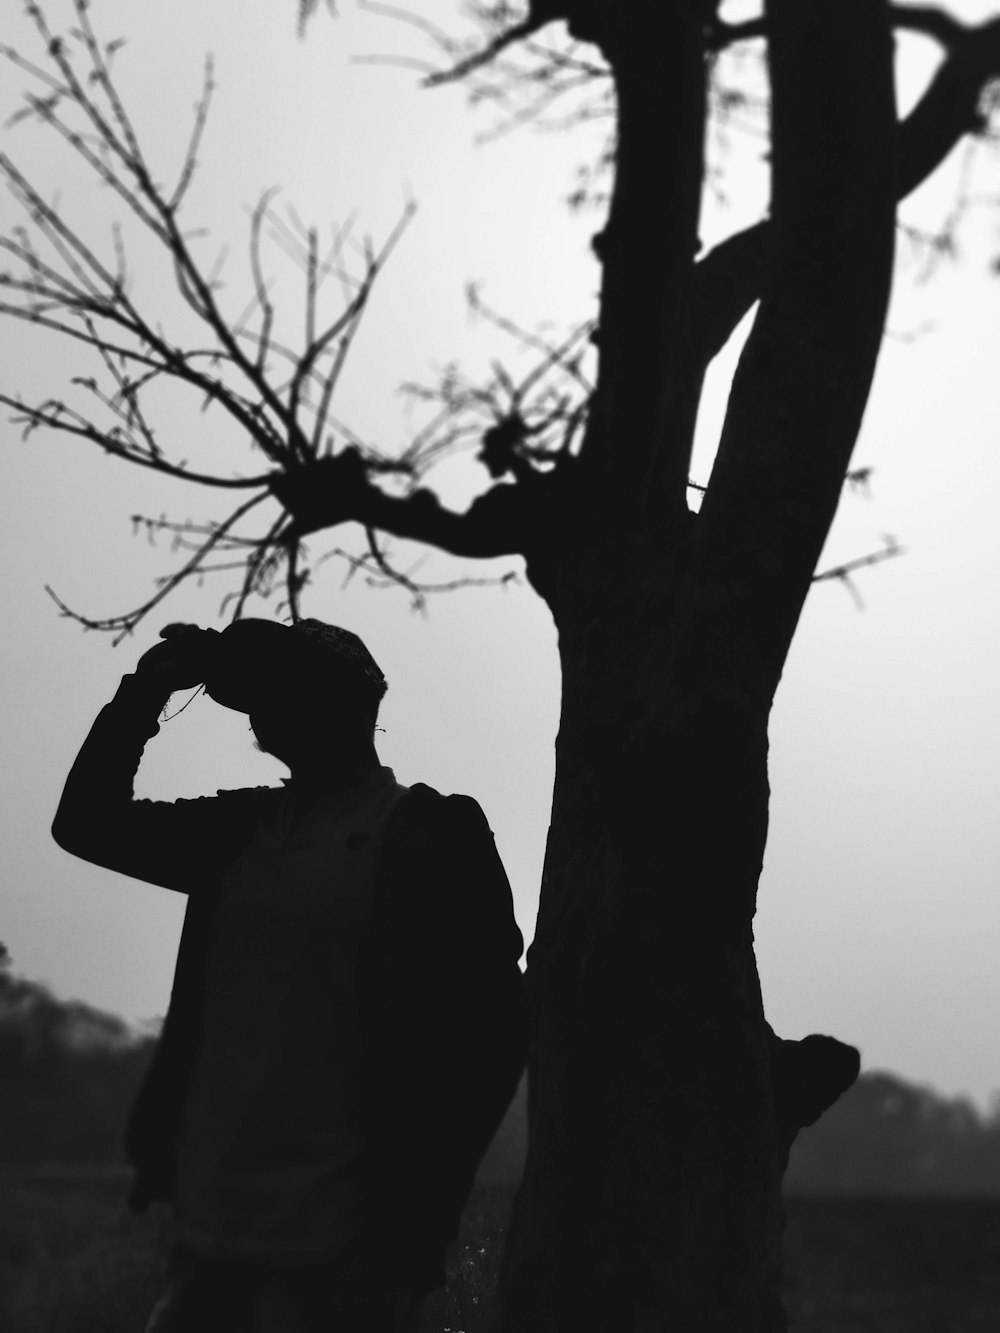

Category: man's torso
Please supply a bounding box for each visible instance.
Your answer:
[173,767,409,1263]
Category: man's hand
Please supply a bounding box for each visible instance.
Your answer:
[135,623,220,692]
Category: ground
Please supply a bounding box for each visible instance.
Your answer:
[3,1171,1000,1332]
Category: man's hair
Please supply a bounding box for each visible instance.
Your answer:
[291,619,387,728]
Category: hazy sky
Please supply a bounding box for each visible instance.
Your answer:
[2,0,1000,1110]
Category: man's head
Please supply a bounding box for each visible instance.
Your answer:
[288,619,387,717]
[204,618,387,774]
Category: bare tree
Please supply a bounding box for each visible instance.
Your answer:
[4,0,1000,1327]
[0,0,433,633]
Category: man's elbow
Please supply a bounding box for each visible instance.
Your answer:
[51,806,91,858]
[51,817,74,855]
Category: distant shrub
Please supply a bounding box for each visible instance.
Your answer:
[0,968,156,1167]
[0,1176,167,1333]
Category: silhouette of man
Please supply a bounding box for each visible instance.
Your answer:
[52,618,527,1332]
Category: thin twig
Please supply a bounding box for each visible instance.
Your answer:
[813,537,904,609]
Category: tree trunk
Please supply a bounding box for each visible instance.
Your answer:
[490,1,896,1324]
[496,562,786,1332]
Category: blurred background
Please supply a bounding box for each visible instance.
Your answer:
[4,2,1000,1329]
[1,0,1000,1173]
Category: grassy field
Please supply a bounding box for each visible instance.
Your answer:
[3,1171,1000,1331]
[782,1196,1000,1332]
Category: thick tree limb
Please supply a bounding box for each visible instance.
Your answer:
[270,448,535,558]
[694,13,1000,366]
[677,0,898,699]
[710,3,973,51]
[895,16,1000,197]
[578,3,706,520]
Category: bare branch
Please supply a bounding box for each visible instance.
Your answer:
[245,188,280,373]
[389,290,592,493]
[1,109,294,463]
[362,522,429,608]
[358,0,458,51]
[305,227,318,363]
[0,3,427,542]
[812,535,903,608]
[466,286,595,397]
[72,0,146,162]
[312,537,520,611]
[0,3,485,634]
[169,56,215,212]
[353,0,611,150]
[0,391,273,488]
[12,15,298,453]
[421,18,539,88]
[19,5,167,240]
[221,510,292,622]
[285,202,416,454]
[45,490,271,643]
[283,535,305,623]
[1,153,120,295]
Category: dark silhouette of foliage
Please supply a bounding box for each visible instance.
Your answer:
[787,1072,1000,1197]
[0,958,157,1165]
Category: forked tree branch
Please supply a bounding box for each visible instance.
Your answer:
[694,12,1000,366]
[678,0,898,699]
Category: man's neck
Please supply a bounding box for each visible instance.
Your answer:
[286,746,382,797]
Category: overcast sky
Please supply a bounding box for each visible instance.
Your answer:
[2,0,1000,1110]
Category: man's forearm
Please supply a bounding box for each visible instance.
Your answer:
[54,623,221,858]
[51,672,171,860]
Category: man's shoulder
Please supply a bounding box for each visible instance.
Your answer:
[379,785,523,958]
[391,783,488,829]
[174,783,281,823]
[212,783,281,801]
[383,785,495,860]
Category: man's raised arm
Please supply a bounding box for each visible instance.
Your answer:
[51,626,256,894]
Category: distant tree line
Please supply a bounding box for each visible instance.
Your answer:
[785,1071,1000,1196]
[476,1072,1000,1197]
[2,948,998,1193]
[0,948,156,1165]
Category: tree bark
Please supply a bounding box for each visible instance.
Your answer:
[494,2,897,1329]
[496,558,782,1332]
